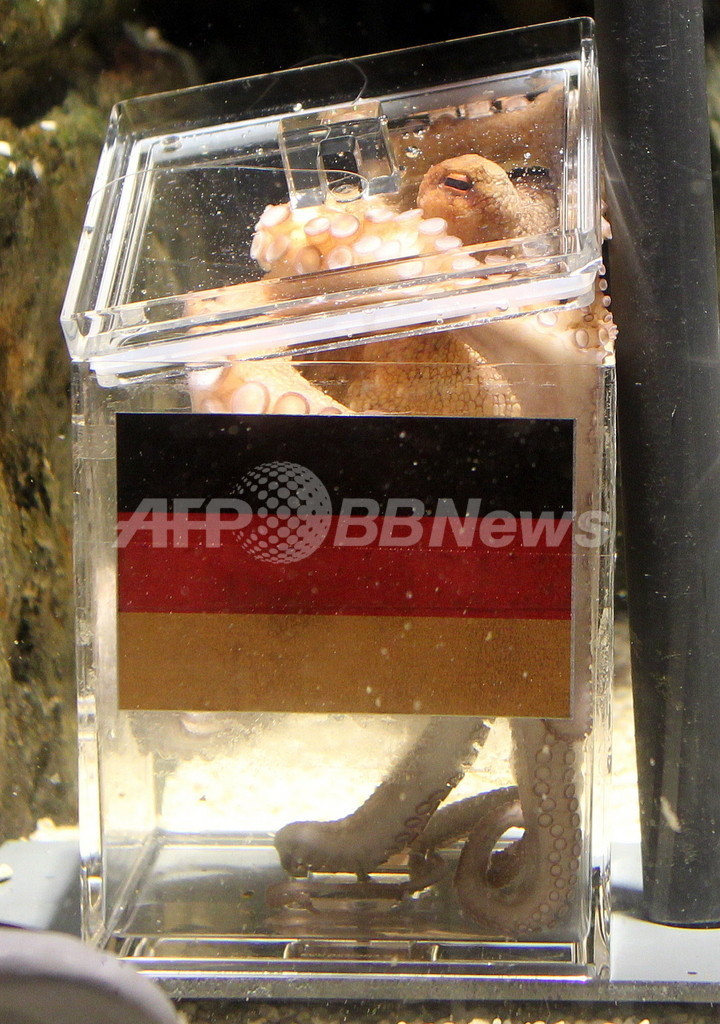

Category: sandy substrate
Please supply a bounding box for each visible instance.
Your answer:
[177,1005,720,1024]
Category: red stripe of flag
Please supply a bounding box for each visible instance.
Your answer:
[117,513,572,618]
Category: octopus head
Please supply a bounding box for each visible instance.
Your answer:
[417,153,556,245]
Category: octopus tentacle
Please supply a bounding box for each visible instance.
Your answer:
[343,333,520,418]
[408,786,519,890]
[252,197,475,280]
[275,717,488,878]
[266,331,519,880]
[453,720,584,936]
[436,282,613,932]
[426,276,618,933]
[189,356,349,415]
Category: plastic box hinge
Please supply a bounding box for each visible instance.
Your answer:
[278,101,401,207]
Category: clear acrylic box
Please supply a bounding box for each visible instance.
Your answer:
[62,19,615,996]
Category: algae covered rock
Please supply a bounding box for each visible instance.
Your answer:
[0,41,194,839]
[0,0,133,125]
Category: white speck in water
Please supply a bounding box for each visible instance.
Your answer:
[660,795,682,833]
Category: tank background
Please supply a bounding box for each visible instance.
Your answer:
[0,0,718,1020]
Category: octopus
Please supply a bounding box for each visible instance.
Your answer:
[187,95,616,939]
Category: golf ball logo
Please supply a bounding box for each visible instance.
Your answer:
[238,461,332,563]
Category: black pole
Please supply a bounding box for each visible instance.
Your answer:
[595,1,720,924]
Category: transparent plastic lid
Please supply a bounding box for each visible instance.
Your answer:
[61,19,601,371]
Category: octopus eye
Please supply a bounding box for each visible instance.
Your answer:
[509,166,551,180]
[442,173,473,192]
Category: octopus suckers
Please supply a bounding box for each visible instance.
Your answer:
[538,311,558,327]
[188,365,224,389]
[229,381,269,414]
[252,200,473,278]
[418,217,448,236]
[259,204,290,228]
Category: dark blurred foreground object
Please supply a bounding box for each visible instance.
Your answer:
[596,1,720,923]
[0,927,178,1024]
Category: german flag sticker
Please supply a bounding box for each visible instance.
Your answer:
[116,412,576,717]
